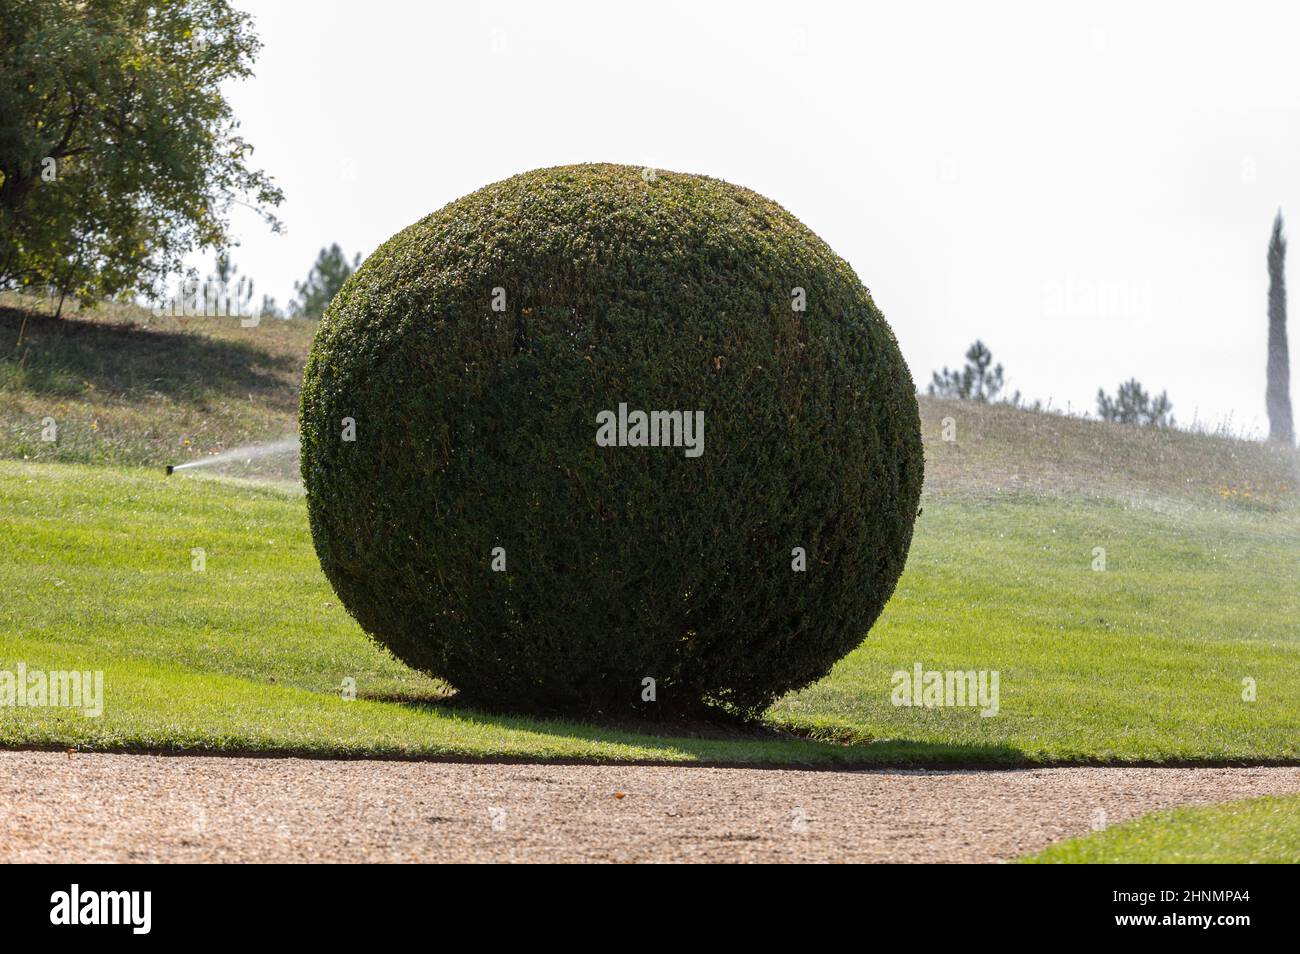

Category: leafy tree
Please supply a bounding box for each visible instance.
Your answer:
[1266,211,1294,445]
[291,243,360,318]
[928,340,1006,402]
[0,0,283,314]
[1096,378,1174,427]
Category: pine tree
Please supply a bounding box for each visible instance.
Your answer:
[928,340,1005,402]
[1096,378,1174,427]
[208,252,254,317]
[291,244,360,318]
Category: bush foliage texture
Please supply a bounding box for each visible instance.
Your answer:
[301,164,923,716]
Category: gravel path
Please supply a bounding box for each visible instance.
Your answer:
[2,751,1297,863]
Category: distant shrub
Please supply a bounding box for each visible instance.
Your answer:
[300,164,923,716]
[1097,379,1174,427]
[929,340,1006,402]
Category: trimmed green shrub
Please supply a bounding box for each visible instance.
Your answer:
[300,163,923,716]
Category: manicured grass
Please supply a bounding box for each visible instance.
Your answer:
[1021,795,1300,863]
[2,460,1297,765]
[771,490,1300,761]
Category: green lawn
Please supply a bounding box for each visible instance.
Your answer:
[2,459,1297,765]
[1022,794,1300,863]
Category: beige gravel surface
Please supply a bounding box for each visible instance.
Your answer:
[2,751,1297,863]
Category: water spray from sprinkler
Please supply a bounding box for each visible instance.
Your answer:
[163,437,299,476]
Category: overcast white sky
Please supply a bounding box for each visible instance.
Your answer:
[212,0,1300,435]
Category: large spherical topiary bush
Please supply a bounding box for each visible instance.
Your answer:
[301,163,922,716]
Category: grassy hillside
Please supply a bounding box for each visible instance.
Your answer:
[4,301,1297,499]
[1,303,1298,764]
[0,302,310,478]
[922,392,1298,507]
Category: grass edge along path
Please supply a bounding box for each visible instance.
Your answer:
[1021,793,1300,863]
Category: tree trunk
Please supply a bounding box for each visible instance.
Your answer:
[1267,212,1295,445]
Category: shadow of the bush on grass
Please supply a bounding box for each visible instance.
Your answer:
[0,307,299,406]
[359,689,1029,767]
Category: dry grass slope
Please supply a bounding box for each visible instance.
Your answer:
[919,395,1299,509]
[0,299,311,478]
[2,297,1297,503]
